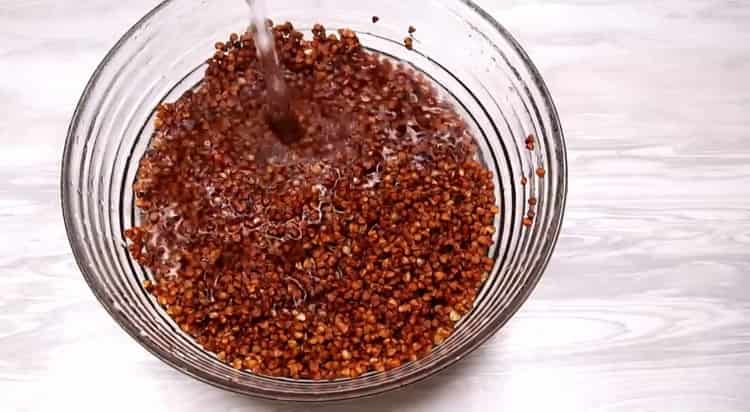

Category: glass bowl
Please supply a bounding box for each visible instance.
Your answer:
[62,0,567,402]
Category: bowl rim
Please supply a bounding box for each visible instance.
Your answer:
[62,0,568,402]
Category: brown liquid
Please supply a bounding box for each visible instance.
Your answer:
[246,0,301,144]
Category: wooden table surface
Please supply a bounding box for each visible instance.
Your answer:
[2,0,750,411]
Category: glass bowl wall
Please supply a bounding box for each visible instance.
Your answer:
[62,0,566,401]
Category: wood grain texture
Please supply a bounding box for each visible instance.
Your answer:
[2,0,750,411]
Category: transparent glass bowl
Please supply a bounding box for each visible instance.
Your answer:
[62,0,566,401]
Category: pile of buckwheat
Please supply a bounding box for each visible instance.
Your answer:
[125,22,498,379]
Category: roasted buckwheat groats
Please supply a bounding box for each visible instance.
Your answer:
[125,23,498,380]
